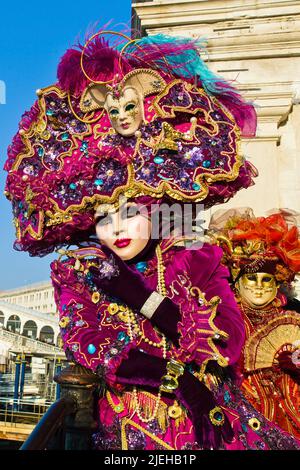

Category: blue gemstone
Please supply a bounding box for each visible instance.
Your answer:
[81,141,88,150]
[158,175,170,180]
[38,147,44,157]
[224,391,231,403]
[192,183,201,190]
[117,332,127,341]
[61,132,69,141]
[69,183,77,190]
[87,344,96,354]
[153,156,164,164]
[215,412,223,421]
[94,179,104,186]
[46,109,54,116]
[135,261,148,273]
[202,160,211,168]
[241,423,248,433]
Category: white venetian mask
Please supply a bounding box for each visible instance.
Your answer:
[105,88,144,137]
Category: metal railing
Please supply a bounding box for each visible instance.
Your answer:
[1,372,59,404]
[0,397,53,426]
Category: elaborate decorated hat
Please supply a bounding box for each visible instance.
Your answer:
[208,208,300,283]
[4,31,257,256]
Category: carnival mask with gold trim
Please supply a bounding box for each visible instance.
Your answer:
[237,272,278,308]
[80,69,166,136]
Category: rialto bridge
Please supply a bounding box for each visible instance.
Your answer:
[0,301,62,354]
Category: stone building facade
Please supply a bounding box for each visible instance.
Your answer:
[0,282,62,370]
[0,281,57,315]
[132,0,300,218]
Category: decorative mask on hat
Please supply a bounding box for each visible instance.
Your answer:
[80,69,165,136]
[4,31,257,257]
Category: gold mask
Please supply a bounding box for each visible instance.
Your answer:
[237,272,277,308]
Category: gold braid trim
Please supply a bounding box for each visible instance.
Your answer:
[121,418,174,450]
[123,390,169,433]
[106,389,187,435]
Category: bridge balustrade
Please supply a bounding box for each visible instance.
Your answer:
[0,327,63,355]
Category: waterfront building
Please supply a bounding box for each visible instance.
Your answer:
[132,0,300,216]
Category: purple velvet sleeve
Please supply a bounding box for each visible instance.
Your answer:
[170,244,245,371]
[150,297,181,346]
[50,259,138,390]
[115,349,167,388]
[187,244,245,366]
[201,262,246,365]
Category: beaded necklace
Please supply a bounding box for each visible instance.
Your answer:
[240,301,281,325]
[127,244,167,423]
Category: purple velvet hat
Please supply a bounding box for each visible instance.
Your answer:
[4,31,257,256]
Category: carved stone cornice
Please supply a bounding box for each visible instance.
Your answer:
[133,1,300,61]
[239,82,295,142]
[133,0,300,28]
[242,82,294,117]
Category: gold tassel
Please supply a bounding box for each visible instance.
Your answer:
[157,405,168,434]
[122,390,169,433]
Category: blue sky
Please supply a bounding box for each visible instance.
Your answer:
[0,0,131,290]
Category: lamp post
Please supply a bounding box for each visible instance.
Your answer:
[13,355,21,411]
[55,358,62,400]
[19,354,26,400]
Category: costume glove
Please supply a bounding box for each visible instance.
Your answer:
[89,245,181,345]
[116,349,233,449]
[176,369,234,449]
[116,349,167,388]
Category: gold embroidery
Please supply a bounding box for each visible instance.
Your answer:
[169,273,230,380]
[155,122,186,152]
[152,79,238,127]
[12,85,91,172]
[15,210,45,241]
[91,292,101,304]
[121,418,174,450]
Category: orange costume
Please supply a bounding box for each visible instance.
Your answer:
[209,209,300,439]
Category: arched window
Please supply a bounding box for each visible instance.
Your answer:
[39,325,55,344]
[22,320,38,339]
[6,315,21,333]
[0,311,4,326]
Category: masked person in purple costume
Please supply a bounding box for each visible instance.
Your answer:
[4,29,300,449]
[51,195,300,450]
